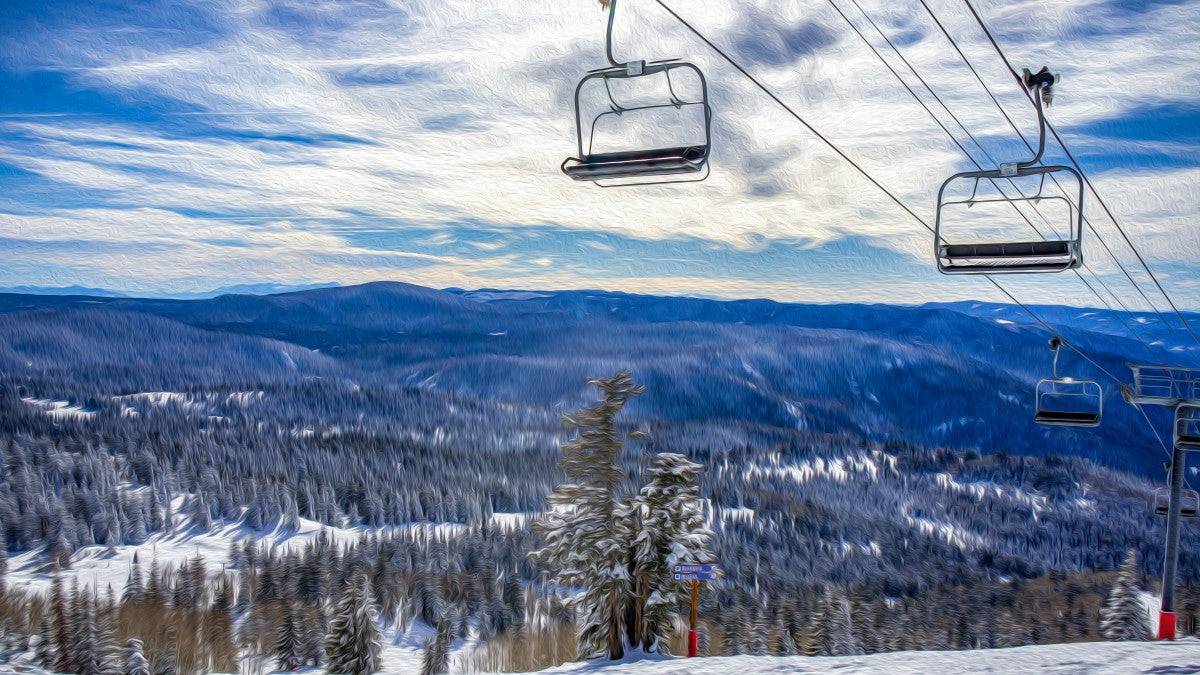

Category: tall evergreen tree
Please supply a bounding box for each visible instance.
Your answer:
[206,576,239,673]
[826,590,861,656]
[324,574,381,675]
[419,612,455,675]
[72,594,101,675]
[275,602,303,671]
[50,574,73,673]
[35,619,55,669]
[123,559,145,604]
[124,638,150,675]
[631,452,712,653]
[1100,550,1151,641]
[531,371,644,660]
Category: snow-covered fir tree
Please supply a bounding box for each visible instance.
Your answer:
[123,638,150,675]
[122,558,144,604]
[531,370,645,660]
[324,574,382,674]
[275,602,303,671]
[827,590,862,656]
[50,574,73,673]
[420,611,455,675]
[809,588,861,656]
[1100,550,1151,641]
[631,452,713,653]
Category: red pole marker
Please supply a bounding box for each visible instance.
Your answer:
[689,578,699,657]
[1159,611,1177,641]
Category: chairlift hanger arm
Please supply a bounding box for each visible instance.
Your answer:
[999,66,1057,176]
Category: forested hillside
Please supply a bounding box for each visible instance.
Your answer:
[0,283,1197,672]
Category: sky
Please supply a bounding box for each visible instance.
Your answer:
[0,0,1197,308]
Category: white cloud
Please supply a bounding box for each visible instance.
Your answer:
[0,0,1197,306]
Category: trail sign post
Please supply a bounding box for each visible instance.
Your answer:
[674,564,719,656]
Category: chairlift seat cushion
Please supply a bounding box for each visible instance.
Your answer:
[942,240,1071,260]
[563,145,708,181]
[1035,410,1100,426]
[1156,505,1200,517]
[1177,433,1200,448]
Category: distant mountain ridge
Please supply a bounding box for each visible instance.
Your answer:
[1,281,1195,475]
[0,281,340,299]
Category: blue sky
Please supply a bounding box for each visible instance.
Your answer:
[0,0,1197,309]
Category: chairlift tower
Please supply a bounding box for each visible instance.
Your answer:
[1124,364,1200,640]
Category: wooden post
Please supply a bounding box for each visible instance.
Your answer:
[688,579,699,657]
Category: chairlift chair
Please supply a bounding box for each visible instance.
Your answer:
[1034,337,1102,427]
[934,67,1085,274]
[561,0,713,186]
[1154,487,1200,518]
[1176,404,1200,450]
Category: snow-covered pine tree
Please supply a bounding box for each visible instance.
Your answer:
[124,638,150,675]
[207,575,238,673]
[50,574,73,673]
[1100,549,1151,641]
[747,604,769,656]
[776,617,799,655]
[34,619,54,669]
[502,570,526,636]
[726,602,750,655]
[144,559,162,604]
[631,452,712,653]
[96,588,119,674]
[304,605,328,667]
[275,602,303,671]
[71,593,100,675]
[122,559,144,604]
[531,370,644,661]
[827,590,862,656]
[419,611,455,675]
[806,593,831,656]
[324,573,382,675]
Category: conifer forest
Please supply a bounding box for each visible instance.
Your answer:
[0,284,1198,672]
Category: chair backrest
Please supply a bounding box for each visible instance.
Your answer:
[935,165,1084,274]
[1035,377,1102,426]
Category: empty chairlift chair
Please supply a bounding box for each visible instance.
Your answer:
[1176,405,1200,449]
[561,0,713,186]
[1034,337,1102,427]
[934,67,1085,274]
[1154,487,1200,518]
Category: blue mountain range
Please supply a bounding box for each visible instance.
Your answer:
[2,281,1196,476]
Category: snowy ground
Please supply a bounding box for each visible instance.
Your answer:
[538,640,1200,674]
[4,499,534,599]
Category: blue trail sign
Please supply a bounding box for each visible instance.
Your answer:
[674,564,719,574]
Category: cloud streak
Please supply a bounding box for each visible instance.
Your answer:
[0,0,1196,309]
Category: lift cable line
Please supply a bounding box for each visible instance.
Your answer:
[825,0,1158,352]
[959,0,1200,354]
[649,0,1172,458]
[915,0,1178,337]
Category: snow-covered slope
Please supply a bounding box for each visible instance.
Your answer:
[3,498,531,599]
[539,640,1200,675]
